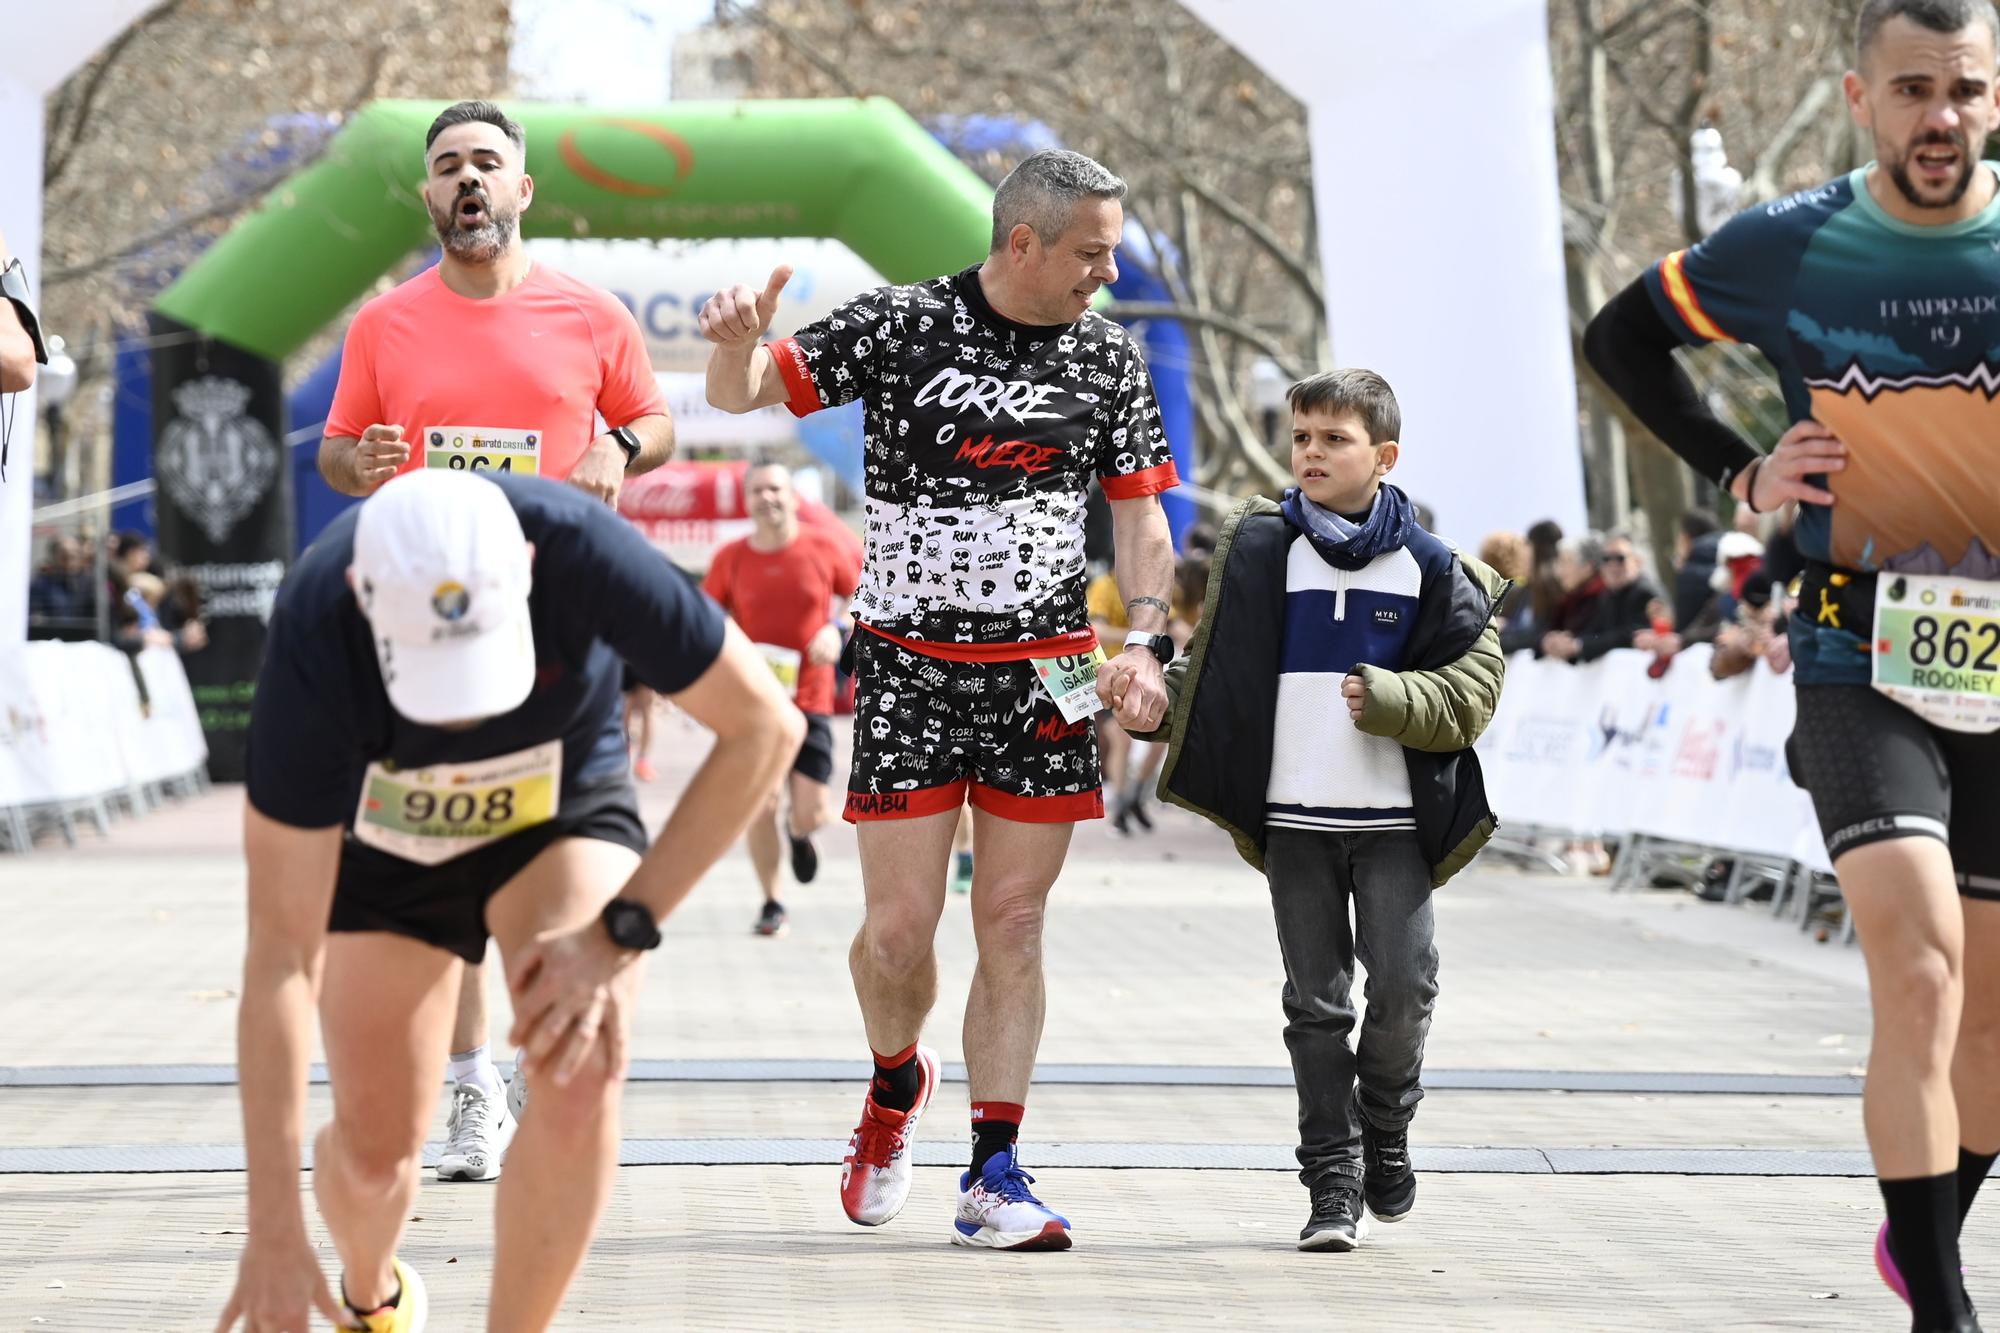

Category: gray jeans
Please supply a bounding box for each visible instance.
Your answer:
[1264,827,1439,1186]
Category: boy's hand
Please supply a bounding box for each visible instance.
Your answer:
[1342,672,1365,724]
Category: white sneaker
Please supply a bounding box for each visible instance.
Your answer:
[435,1079,515,1182]
[505,1053,528,1124]
[952,1147,1072,1250]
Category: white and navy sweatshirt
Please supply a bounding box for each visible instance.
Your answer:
[1265,533,1429,834]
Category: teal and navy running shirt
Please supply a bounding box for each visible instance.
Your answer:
[1643,166,2000,585]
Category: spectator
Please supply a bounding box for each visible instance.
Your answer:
[1536,532,1605,660]
[1478,530,1538,654]
[1671,508,1721,630]
[27,535,91,625]
[1574,532,1663,662]
[1525,518,1565,627]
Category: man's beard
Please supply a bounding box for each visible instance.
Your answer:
[430,191,518,263]
[1885,130,1978,210]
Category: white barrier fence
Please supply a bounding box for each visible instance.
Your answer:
[0,641,209,847]
[1477,647,1833,875]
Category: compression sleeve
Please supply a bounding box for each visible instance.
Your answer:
[1582,277,1763,492]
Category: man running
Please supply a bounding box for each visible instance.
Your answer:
[1585,4,2000,1328]
[215,470,798,1332]
[702,458,860,937]
[701,149,1178,1250]
[318,99,674,1185]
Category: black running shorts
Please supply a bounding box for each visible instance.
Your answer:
[330,780,648,962]
[1788,684,2000,897]
[844,630,1102,823]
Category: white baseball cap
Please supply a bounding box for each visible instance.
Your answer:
[349,470,536,726]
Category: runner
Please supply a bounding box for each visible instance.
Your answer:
[214,470,798,1333]
[317,99,674,1185]
[1584,5,2000,1328]
[702,458,861,937]
[701,148,1179,1249]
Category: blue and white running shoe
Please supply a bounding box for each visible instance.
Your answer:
[951,1148,1072,1251]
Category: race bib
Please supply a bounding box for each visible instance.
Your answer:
[1030,646,1108,725]
[757,643,802,698]
[351,740,561,866]
[1873,573,2000,734]
[424,424,541,476]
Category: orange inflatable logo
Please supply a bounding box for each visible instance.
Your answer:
[557,120,695,197]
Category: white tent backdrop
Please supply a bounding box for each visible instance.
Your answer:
[0,0,158,647]
[1180,0,1586,545]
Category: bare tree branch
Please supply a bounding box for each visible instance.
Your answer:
[44,0,189,190]
[1101,301,1305,380]
[1740,75,1838,203]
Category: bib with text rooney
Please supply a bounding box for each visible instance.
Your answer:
[1873,573,2000,734]
[425,424,542,476]
[352,740,562,865]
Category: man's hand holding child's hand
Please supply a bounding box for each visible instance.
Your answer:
[1342,672,1365,724]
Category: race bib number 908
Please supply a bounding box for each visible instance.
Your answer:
[352,740,562,865]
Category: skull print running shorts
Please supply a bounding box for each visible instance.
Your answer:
[843,628,1104,823]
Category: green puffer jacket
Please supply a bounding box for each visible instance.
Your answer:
[1135,496,1509,886]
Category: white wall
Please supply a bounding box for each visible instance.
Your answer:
[1179,0,1586,544]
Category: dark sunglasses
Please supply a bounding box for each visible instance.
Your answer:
[1603,554,1630,564]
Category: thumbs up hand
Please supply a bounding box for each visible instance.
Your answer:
[698,265,793,348]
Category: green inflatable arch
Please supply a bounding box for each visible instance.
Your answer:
[146,98,994,782]
[156,97,994,358]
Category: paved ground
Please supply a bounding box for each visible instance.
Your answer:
[0,714,1958,1330]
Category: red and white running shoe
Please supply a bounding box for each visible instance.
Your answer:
[839,1044,940,1226]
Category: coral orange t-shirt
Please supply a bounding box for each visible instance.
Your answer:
[703,528,862,716]
[326,263,664,482]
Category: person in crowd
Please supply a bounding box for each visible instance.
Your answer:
[1672,508,1722,632]
[1133,368,1506,1252]
[1542,532,1660,663]
[1524,518,1566,629]
[1479,531,1536,654]
[28,535,91,626]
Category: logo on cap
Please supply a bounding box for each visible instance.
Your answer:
[432,581,471,622]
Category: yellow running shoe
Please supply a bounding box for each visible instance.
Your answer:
[341,1257,427,1331]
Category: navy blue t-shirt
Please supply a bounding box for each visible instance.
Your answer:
[246,474,726,831]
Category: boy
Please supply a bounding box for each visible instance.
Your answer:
[1120,369,1507,1250]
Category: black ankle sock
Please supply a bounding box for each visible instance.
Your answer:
[341,1274,401,1313]
[870,1045,921,1113]
[1881,1173,1969,1330]
[1960,1147,1999,1230]
[971,1119,1019,1177]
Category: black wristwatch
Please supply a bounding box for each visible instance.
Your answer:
[600,897,662,951]
[607,424,642,469]
[1,258,49,364]
[1122,630,1175,666]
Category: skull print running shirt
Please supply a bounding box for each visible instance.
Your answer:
[768,265,1177,659]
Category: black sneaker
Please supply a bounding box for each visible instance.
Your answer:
[1362,1122,1416,1222]
[754,901,788,937]
[1299,1178,1368,1251]
[789,831,818,884]
[1127,790,1154,832]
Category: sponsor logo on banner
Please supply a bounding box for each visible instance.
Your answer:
[156,377,279,544]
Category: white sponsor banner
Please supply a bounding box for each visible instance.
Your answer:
[525,237,888,375]
[0,642,208,811]
[1478,648,1832,870]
